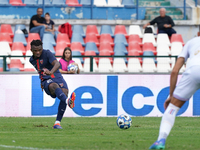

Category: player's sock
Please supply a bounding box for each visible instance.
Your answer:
[55,120,60,124]
[56,101,67,122]
[55,88,67,104]
[157,103,180,141]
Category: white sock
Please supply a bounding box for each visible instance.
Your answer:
[157,103,180,141]
[55,121,60,124]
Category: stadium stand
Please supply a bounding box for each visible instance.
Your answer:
[142,58,157,73]
[170,34,184,45]
[9,59,24,71]
[12,42,26,55]
[55,42,68,53]
[0,24,14,37]
[113,58,128,72]
[9,0,25,6]
[43,42,55,54]
[0,33,12,46]
[114,25,128,38]
[114,43,128,55]
[129,25,143,38]
[38,0,51,5]
[99,50,113,63]
[142,42,157,55]
[99,34,114,47]
[56,33,71,46]
[83,58,98,72]
[142,33,156,46]
[72,57,83,72]
[122,0,135,7]
[13,33,27,46]
[100,25,114,37]
[157,59,171,73]
[107,0,124,7]
[128,34,142,46]
[73,25,86,37]
[66,0,82,6]
[27,33,40,43]
[84,50,98,63]
[85,42,99,55]
[128,42,142,54]
[52,0,65,5]
[70,42,84,55]
[94,0,107,7]
[80,0,91,6]
[85,34,100,46]
[0,0,9,5]
[0,42,11,55]
[42,33,56,46]
[114,34,128,46]
[99,42,114,55]
[128,58,142,73]
[157,33,171,46]
[71,33,85,46]
[72,51,83,63]
[14,24,28,37]
[86,25,100,38]
[98,58,113,72]
[24,0,37,5]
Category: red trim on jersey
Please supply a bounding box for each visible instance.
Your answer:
[51,74,55,78]
[36,59,43,81]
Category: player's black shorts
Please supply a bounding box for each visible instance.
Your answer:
[41,77,68,98]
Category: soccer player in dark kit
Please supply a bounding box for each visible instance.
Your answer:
[29,40,76,129]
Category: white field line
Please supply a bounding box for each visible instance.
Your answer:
[0,145,68,150]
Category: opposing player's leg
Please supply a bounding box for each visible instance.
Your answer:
[149,98,185,149]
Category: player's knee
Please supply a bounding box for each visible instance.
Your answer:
[49,83,59,93]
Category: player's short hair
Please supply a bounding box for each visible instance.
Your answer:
[31,40,43,47]
[45,12,50,16]
[62,47,72,60]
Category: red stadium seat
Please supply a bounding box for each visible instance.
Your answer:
[0,67,3,72]
[0,24,14,38]
[142,42,157,55]
[66,0,82,6]
[85,34,100,47]
[9,0,25,5]
[55,42,68,52]
[99,34,114,46]
[114,25,128,38]
[128,42,142,54]
[56,33,71,46]
[12,42,26,55]
[9,59,24,70]
[0,33,12,46]
[27,33,40,43]
[170,34,184,45]
[99,50,113,63]
[70,42,84,55]
[86,25,100,38]
[84,50,98,63]
[128,34,142,46]
[26,42,31,51]
[99,42,114,55]
[128,50,142,63]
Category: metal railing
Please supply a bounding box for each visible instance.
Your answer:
[0,55,178,72]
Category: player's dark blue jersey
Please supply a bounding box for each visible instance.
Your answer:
[29,49,62,81]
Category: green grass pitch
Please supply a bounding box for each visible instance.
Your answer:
[0,117,200,150]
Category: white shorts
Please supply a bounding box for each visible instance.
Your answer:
[173,66,200,101]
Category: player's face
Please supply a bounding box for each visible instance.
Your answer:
[64,50,71,59]
[37,9,43,16]
[31,45,43,58]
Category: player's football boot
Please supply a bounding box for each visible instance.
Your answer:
[53,123,63,129]
[67,92,76,109]
[149,139,165,149]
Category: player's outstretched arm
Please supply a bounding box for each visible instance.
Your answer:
[44,60,60,75]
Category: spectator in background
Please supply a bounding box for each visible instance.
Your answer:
[43,12,59,40]
[59,47,80,74]
[29,8,47,40]
[143,8,176,37]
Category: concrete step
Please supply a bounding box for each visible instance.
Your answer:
[139,1,170,6]
[145,14,187,20]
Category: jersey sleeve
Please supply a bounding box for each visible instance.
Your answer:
[47,50,57,64]
[178,42,190,62]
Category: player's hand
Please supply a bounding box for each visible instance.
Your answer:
[163,24,168,28]
[43,68,52,75]
[68,70,76,74]
[164,96,172,110]
[40,83,44,91]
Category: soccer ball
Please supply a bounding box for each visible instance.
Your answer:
[116,114,132,129]
[67,64,78,73]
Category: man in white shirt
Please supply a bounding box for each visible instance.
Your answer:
[149,36,200,149]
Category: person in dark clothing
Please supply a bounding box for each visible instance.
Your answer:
[143,8,176,36]
[29,8,47,40]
